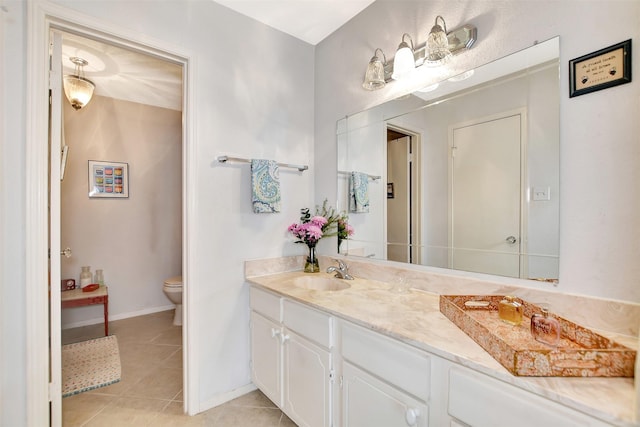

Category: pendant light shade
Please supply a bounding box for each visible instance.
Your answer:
[362,48,387,90]
[64,57,95,110]
[425,16,452,66]
[391,34,415,80]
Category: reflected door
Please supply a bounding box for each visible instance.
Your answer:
[450,113,522,277]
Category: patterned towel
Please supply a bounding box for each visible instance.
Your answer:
[251,159,281,213]
[349,171,370,213]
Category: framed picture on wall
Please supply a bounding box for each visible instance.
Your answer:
[569,39,632,98]
[88,160,129,198]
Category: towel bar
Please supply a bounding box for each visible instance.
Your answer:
[338,170,381,181]
[217,155,308,172]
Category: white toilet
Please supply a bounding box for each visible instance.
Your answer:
[163,276,183,326]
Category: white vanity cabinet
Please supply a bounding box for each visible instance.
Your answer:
[250,287,333,427]
[338,320,431,427]
[438,359,613,427]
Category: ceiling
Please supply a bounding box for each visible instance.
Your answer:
[61,1,372,111]
[214,0,375,45]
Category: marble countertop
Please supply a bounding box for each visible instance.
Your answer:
[246,270,637,426]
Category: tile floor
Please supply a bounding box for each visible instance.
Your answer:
[62,310,296,426]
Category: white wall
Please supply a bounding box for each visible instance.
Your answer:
[315,0,640,303]
[1,0,314,424]
[61,96,182,327]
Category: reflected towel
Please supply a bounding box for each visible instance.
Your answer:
[349,171,369,213]
[251,159,281,213]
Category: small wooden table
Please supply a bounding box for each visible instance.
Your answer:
[61,286,109,336]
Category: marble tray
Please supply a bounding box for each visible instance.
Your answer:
[439,295,636,377]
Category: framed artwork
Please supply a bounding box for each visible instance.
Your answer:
[387,182,394,199]
[88,160,129,198]
[569,39,632,98]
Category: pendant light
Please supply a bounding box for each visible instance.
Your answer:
[63,57,95,110]
[362,48,387,90]
[425,16,452,66]
[391,33,415,80]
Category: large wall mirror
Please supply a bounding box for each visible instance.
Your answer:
[337,37,560,282]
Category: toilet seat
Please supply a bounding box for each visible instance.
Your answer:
[164,276,182,288]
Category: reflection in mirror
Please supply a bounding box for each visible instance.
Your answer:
[337,37,560,282]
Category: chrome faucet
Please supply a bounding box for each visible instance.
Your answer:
[327,259,354,280]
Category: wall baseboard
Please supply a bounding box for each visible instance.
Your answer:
[61,304,176,330]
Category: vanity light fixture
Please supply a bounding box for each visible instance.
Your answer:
[425,15,453,66]
[362,19,477,91]
[362,48,388,90]
[391,33,416,80]
[63,57,95,110]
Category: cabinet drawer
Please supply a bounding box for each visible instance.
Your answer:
[448,367,611,427]
[283,299,332,348]
[341,321,430,401]
[250,286,281,322]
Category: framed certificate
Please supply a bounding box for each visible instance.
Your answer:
[569,39,631,98]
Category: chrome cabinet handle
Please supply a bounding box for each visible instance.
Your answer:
[506,236,517,244]
[271,328,281,339]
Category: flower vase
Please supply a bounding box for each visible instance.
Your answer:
[304,245,320,273]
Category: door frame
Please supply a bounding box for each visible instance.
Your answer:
[26,2,198,424]
[447,108,529,278]
[386,124,422,265]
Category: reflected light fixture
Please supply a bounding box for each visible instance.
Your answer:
[362,48,387,90]
[391,33,415,80]
[63,57,95,110]
[425,15,453,66]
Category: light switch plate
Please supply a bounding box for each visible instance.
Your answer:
[532,186,551,201]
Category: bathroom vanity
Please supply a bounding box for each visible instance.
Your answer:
[246,258,637,427]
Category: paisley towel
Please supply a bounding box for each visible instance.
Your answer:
[349,171,370,213]
[251,159,281,213]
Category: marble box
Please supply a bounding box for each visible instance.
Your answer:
[440,295,636,377]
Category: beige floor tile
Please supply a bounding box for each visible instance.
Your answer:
[84,396,167,427]
[227,389,278,408]
[124,366,183,400]
[151,327,183,346]
[61,393,115,427]
[214,406,284,427]
[118,342,180,366]
[279,413,298,427]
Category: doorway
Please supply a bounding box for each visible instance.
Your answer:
[386,126,421,264]
[449,110,526,278]
[56,29,185,418]
[27,12,193,425]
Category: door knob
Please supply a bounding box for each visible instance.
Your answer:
[60,247,72,258]
[505,236,517,244]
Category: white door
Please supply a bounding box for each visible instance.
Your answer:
[250,311,283,407]
[387,136,410,262]
[49,30,64,427]
[283,331,331,427]
[450,113,522,277]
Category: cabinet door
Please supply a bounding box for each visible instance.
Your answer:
[283,330,331,427]
[250,311,282,407]
[448,367,612,427]
[343,362,428,427]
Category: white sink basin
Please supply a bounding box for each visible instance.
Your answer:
[293,276,351,291]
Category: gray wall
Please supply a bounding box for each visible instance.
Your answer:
[61,95,183,327]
